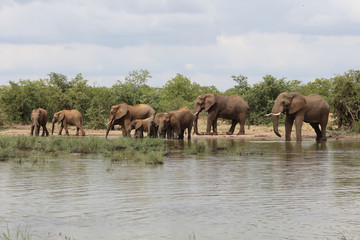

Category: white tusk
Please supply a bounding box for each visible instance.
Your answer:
[265,112,282,117]
[193,112,199,116]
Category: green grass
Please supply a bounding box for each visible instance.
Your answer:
[0,224,32,240]
[0,135,165,165]
[0,135,250,164]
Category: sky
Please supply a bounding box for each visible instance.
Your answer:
[1,0,360,91]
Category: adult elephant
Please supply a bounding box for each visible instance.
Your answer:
[30,108,49,136]
[105,103,155,138]
[51,109,86,136]
[194,94,249,135]
[266,92,329,141]
[167,107,194,140]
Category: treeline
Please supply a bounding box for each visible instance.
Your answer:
[0,69,359,131]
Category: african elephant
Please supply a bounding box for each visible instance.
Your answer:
[105,103,155,138]
[194,94,249,135]
[30,108,49,136]
[154,112,170,138]
[128,116,157,138]
[51,109,86,136]
[266,92,329,141]
[167,107,194,140]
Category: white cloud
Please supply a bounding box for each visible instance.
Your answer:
[1,0,360,91]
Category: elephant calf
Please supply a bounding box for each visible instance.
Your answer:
[154,113,170,138]
[128,116,157,138]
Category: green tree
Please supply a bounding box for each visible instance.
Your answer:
[112,69,151,105]
[0,79,49,124]
[330,70,360,130]
[246,75,290,125]
[225,75,250,96]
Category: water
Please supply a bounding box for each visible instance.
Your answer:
[1,140,360,239]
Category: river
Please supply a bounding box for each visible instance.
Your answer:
[1,139,359,239]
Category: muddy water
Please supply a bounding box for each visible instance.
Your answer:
[0,140,360,239]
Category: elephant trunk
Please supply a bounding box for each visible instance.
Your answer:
[105,120,113,138]
[193,112,203,135]
[33,117,39,136]
[272,115,281,138]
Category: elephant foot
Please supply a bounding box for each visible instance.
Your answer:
[226,131,234,135]
[316,136,327,142]
[237,131,245,135]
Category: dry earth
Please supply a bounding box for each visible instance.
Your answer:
[1,119,359,141]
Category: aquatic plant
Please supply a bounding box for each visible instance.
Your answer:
[184,141,211,156]
[0,224,32,240]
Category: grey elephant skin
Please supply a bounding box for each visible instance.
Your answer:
[30,108,49,136]
[154,113,170,138]
[194,93,249,135]
[106,103,155,138]
[128,116,156,138]
[267,92,329,141]
[167,107,194,140]
[52,109,86,136]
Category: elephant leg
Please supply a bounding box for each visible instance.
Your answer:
[44,125,49,136]
[79,126,86,136]
[180,129,185,140]
[59,123,64,135]
[123,119,131,137]
[63,122,69,136]
[237,113,246,135]
[310,123,322,141]
[212,117,218,135]
[30,125,34,136]
[75,127,79,136]
[227,120,237,135]
[294,116,304,141]
[187,126,192,140]
[206,117,213,134]
[285,116,294,141]
[320,124,327,141]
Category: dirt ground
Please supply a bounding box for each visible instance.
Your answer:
[1,119,359,141]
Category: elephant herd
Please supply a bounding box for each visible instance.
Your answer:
[30,92,330,142]
[31,109,85,137]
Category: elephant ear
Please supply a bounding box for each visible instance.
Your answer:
[59,111,66,122]
[289,93,306,114]
[115,104,128,120]
[135,121,143,130]
[204,94,216,112]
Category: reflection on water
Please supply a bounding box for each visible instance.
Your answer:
[1,140,360,239]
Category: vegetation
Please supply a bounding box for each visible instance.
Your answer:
[0,69,359,131]
[0,136,165,165]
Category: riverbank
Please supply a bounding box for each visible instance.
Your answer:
[1,121,359,141]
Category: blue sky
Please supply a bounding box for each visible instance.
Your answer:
[1,0,360,90]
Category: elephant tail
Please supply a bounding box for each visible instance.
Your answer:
[247,108,250,130]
